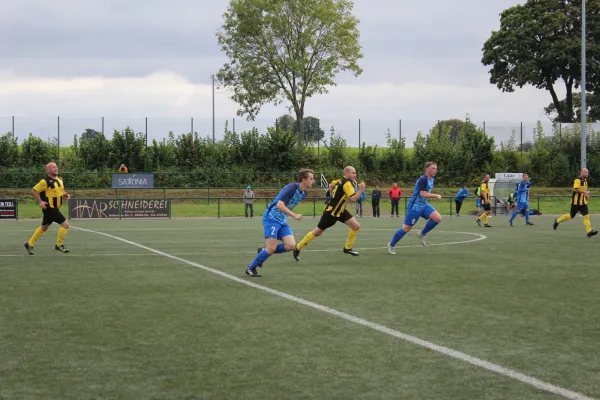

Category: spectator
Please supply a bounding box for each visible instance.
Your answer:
[371,185,382,217]
[388,183,402,217]
[325,182,333,204]
[355,185,366,217]
[119,164,128,173]
[454,184,469,216]
[243,185,256,218]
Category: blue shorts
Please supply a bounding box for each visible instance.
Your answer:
[263,218,293,240]
[516,201,529,211]
[404,204,436,226]
[476,199,481,207]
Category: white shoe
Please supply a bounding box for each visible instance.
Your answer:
[387,243,396,255]
[416,232,427,246]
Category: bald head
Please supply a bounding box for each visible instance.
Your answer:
[46,162,58,177]
[343,166,357,181]
[581,168,589,178]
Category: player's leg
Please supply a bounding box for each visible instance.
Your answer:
[246,221,280,276]
[455,200,461,216]
[293,215,332,261]
[523,202,533,225]
[478,203,491,227]
[554,205,578,229]
[508,202,523,226]
[340,211,359,255]
[25,211,53,255]
[417,206,441,245]
[388,211,419,254]
[580,205,598,237]
[54,212,70,253]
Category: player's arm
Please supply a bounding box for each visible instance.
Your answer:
[573,179,590,195]
[276,185,302,220]
[32,180,48,209]
[418,177,441,200]
[348,182,365,201]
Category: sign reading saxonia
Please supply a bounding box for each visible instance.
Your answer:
[0,199,18,219]
[112,173,154,188]
[69,199,170,219]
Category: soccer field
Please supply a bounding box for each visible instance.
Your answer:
[1,215,599,400]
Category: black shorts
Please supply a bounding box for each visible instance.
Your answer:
[317,209,353,230]
[570,204,589,218]
[42,207,66,226]
[482,203,491,211]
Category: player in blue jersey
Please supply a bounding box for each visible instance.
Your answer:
[244,169,315,277]
[387,162,443,253]
[508,174,534,226]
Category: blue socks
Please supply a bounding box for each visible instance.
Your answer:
[420,220,439,236]
[509,211,519,223]
[525,212,530,224]
[249,244,287,268]
[390,228,406,246]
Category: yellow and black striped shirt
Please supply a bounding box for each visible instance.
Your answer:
[324,178,356,217]
[33,176,66,209]
[480,182,490,204]
[572,177,588,206]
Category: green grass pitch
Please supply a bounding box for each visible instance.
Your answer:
[1,214,599,399]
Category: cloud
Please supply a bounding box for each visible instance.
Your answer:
[0,0,562,146]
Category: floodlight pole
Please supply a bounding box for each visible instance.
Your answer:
[212,74,216,144]
[581,0,587,168]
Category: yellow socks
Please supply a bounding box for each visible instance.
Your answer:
[583,214,592,233]
[296,231,315,250]
[344,229,358,250]
[28,227,45,246]
[557,214,572,224]
[482,213,489,224]
[56,227,68,246]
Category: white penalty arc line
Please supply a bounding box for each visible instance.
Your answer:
[68,226,593,400]
[0,231,486,257]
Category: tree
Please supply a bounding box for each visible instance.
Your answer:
[545,92,600,122]
[303,116,325,144]
[81,129,101,141]
[216,0,363,146]
[276,114,296,133]
[482,0,600,123]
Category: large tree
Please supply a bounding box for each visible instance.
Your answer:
[545,92,600,122]
[216,0,363,146]
[482,0,600,123]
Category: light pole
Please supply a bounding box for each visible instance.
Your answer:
[212,74,215,144]
[581,0,587,168]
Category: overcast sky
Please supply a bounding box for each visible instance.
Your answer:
[0,0,565,146]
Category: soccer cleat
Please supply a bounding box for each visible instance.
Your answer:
[55,245,70,253]
[553,219,559,230]
[256,247,264,267]
[24,242,35,255]
[292,246,300,261]
[416,232,427,246]
[526,222,534,226]
[484,224,492,228]
[343,248,359,256]
[587,230,598,238]
[245,267,262,277]
[508,220,513,227]
[387,243,396,255]
[476,218,482,227]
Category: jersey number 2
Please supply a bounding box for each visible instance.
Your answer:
[270,226,276,235]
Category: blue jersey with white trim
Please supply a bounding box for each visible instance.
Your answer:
[263,183,306,223]
[407,175,434,211]
[516,181,529,203]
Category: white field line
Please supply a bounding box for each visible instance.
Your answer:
[57,226,596,400]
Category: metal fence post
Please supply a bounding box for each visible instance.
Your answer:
[218,198,220,219]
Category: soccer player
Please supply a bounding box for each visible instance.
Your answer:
[293,166,365,260]
[553,168,598,237]
[244,169,315,277]
[387,162,442,253]
[476,174,492,227]
[454,184,469,216]
[24,162,72,255]
[508,174,534,226]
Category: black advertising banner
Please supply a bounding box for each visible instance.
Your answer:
[69,199,170,219]
[0,199,17,219]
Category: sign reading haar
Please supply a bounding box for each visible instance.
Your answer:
[69,199,170,219]
[112,173,154,189]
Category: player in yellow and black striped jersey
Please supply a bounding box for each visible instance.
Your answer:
[24,162,73,255]
[476,174,492,227]
[293,166,366,259]
[553,168,598,237]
